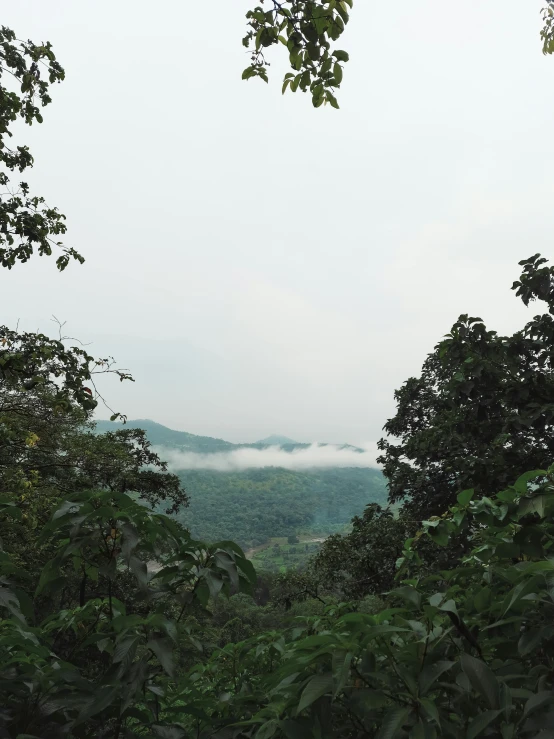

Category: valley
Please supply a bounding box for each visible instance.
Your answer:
[96,419,387,555]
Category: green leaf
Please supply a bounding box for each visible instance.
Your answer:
[513,469,546,493]
[113,635,139,664]
[255,720,278,739]
[466,709,503,739]
[523,690,554,718]
[333,62,343,84]
[502,575,542,616]
[518,627,544,656]
[438,599,457,615]
[52,499,78,520]
[147,637,174,677]
[278,720,310,739]
[297,673,333,714]
[35,560,62,595]
[428,520,449,547]
[332,651,352,696]
[242,67,257,81]
[326,91,339,109]
[409,722,436,739]
[460,654,500,709]
[204,570,224,599]
[419,661,454,695]
[75,685,119,723]
[457,489,474,506]
[428,592,444,608]
[474,587,492,611]
[351,689,389,710]
[419,697,440,725]
[151,727,186,739]
[375,707,412,739]
[518,494,547,518]
[333,50,349,62]
[390,586,421,609]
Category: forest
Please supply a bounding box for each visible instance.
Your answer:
[175,467,386,548]
[2,3,554,738]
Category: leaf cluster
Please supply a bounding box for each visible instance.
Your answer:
[242,1,352,108]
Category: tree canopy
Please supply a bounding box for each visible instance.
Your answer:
[378,254,554,519]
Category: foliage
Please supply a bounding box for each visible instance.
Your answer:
[175,467,387,549]
[0,26,82,269]
[1,324,133,420]
[251,538,322,573]
[71,426,188,515]
[542,1,554,54]
[313,503,409,599]
[378,255,554,520]
[0,489,255,737]
[242,0,352,108]
[175,467,554,738]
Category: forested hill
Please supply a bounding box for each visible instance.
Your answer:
[94,419,387,549]
[94,418,237,453]
[176,467,387,548]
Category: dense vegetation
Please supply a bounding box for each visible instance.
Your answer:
[250,538,323,573]
[174,467,386,549]
[2,5,554,738]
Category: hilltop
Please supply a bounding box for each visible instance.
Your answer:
[256,434,298,446]
[94,418,237,453]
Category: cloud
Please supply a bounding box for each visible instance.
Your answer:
[156,443,381,473]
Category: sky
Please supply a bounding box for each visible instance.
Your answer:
[1,0,553,444]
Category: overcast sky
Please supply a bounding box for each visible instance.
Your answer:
[1,0,552,444]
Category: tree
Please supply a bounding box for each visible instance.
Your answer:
[542,1,554,54]
[0,487,256,736]
[0,26,82,269]
[378,255,554,519]
[242,0,352,108]
[312,503,408,598]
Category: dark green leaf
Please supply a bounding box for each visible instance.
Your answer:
[460,654,500,709]
[466,709,503,739]
[297,673,333,714]
[375,707,412,739]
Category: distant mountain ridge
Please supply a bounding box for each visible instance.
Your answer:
[94,419,363,454]
[94,419,237,453]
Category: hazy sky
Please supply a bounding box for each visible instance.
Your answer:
[1,1,553,444]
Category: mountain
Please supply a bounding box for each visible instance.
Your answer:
[93,418,388,549]
[94,418,236,453]
[256,434,298,446]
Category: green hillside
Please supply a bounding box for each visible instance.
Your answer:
[94,418,236,453]
[174,466,387,549]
